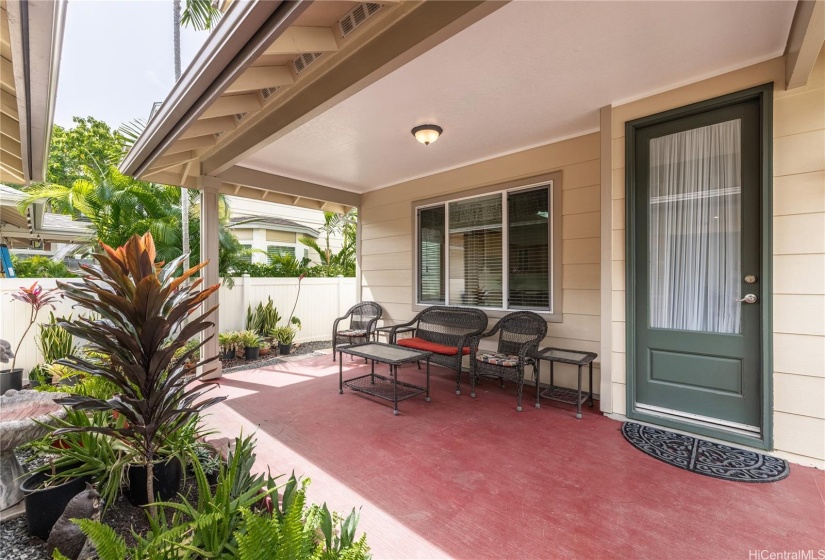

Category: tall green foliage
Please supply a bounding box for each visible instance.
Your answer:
[20,117,250,282]
[9,255,76,278]
[299,209,356,277]
[53,233,226,514]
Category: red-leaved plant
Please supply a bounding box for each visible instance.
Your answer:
[52,233,226,515]
[9,282,61,372]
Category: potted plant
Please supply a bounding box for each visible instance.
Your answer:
[52,233,226,515]
[269,275,304,356]
[239,330,262,360]
[191,442,223,486]
[1,283,61,394]
[246,297,280,342]
[270,326,296,356]
[20,461,91,540]
[218,331,238,361]
[23,409,129,538]
[27,364,49,388]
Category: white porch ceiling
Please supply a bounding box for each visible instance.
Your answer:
[239,1,796,193]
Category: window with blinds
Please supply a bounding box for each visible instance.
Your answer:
[508,188,550,309]
[418,206,445,303]
[267,245,296,261]
[449,194,503,308]
[415,183,553,312]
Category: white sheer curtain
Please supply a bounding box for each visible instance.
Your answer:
[649,119,742,334]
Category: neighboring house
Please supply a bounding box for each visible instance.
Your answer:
[226,195,342,265]
[0,183,93,255]
[0,0,66,185]
[120,0,825,469]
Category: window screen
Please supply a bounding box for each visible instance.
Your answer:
[418,206,445,304]
[508,188,550,309]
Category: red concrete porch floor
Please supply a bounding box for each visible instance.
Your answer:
[201,354,825,560]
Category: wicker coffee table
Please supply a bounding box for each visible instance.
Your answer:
[338,342,432,415]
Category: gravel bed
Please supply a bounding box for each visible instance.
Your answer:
[221,340,331,373]
[0,517,50,560]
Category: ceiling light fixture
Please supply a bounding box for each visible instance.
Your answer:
[412,124,443,146]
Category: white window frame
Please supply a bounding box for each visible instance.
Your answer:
[411,172,563,321]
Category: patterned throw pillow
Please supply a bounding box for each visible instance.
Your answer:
[337,329,367,337]
[476,352,520,367]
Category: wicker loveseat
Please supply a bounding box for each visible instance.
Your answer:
[389,306,488,395]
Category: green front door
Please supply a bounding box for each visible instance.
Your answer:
[629,95,764,434]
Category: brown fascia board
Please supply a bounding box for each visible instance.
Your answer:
[219,164,360,209]
[120,0,309,178]
[4,0,66,184]
[201,1,508,177]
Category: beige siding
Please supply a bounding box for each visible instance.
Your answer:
[360,133,602,392]
[604,51,825,466]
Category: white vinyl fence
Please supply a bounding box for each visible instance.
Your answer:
[1,276,356,375]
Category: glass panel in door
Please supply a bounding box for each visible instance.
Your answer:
[648,119,742,334]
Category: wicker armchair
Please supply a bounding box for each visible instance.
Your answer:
[332,302,383,361]
[389,306,488,394]
[470,311,547,412]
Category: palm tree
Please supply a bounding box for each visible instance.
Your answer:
[19,162,250,283]
[174,0,223,273]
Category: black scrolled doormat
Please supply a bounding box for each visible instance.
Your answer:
[621,422,789,483]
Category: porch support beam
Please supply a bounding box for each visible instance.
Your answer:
[201,0,507,176]
[198,176,222,380]
[200,93,261,119]
[785,0,825,89]
[225,65,294,94]
[165,135,217,155]
[263,26,338,56]
[599,105,614,414]
[218,165,360,208]
[180,116,237,140]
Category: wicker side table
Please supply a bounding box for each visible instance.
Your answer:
[533,347,597,419]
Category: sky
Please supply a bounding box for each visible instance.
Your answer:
[53,0,211,130]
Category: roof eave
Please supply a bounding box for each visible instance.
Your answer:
[119,0,310,179]
[5,0,67,184]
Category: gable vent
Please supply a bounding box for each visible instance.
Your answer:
[291,52,323,75]
[261,86,280,100]
[338,3,382,38]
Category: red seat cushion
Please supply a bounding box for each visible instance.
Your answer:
[396,337,470,356]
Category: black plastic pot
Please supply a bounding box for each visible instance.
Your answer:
[21,471,89,540]
[222,349,235,361]
[244,346,260,360]
[278,343,292,355]
[0,368,23,395]
[127,457,182,506]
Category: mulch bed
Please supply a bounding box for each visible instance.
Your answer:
[1,465,202,558]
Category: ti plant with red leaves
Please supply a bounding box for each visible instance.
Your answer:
[52,233,226,515]
[9,282,61,372]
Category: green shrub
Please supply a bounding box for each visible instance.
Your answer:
[246,297,281,337]
[10,255,76,278]
[73,433,370,560]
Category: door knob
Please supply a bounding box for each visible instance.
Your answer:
[735,294,758,304]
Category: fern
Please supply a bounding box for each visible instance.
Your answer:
[73,518,127,560]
